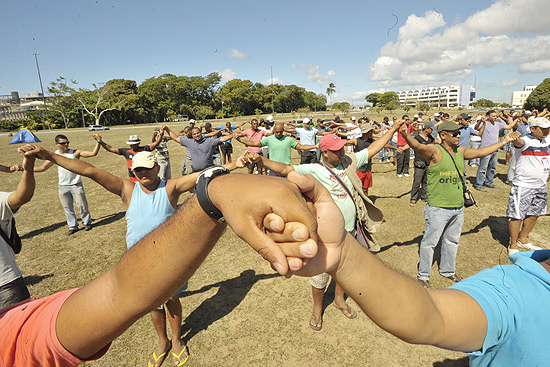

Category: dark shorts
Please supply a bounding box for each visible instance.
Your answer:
[247,152,264,170]
[220,143,233,154]
[0,277,30,309]
[356,170,373,189]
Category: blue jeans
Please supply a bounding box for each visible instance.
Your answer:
[378,148,389,162]
[469,140,481,166]
[475,151,498,187]
[418,205,464,280]
[59,182,91,230]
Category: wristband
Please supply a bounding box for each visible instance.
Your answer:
[195,166,230,222]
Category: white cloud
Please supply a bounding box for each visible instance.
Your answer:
[501,79,519,87]
[369,0,550,89]
[306,66,335,85]
[218,69,237,81]
[263,77,286,85]
[227,48,246,59]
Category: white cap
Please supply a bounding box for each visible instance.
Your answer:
[303,118,311,124]
[266,115,274,122]
[531,117,550,128]
[351,116,357,121]
[132,151,157,170]
[434,113,440,117]
[189,119,196,123]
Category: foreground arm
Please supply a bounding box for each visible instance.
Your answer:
[248,154,295,176]
[0,163,22,173]
[56,174,317,359]
[7,154,36,212]
[268,173,487,352]
[461,131,521,160]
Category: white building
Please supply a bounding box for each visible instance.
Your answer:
[511,85,537,108]
[396,85,475,109]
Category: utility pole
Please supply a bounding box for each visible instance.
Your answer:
[270,66,274,113]
[32,52,48,129]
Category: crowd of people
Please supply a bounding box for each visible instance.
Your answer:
[0,109,549,367]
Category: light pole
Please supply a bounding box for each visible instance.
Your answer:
[270,66,274,113]
[32,52,48,128]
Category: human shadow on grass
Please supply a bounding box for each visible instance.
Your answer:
[378,234,424,253]
[21,211,125,239]
[461,215,509,248]
[24,273,53,286]
[370,190,411,203]
[433,356,469,367]
[179,269,279,343]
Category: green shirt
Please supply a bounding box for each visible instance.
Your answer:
[293,149,370,232]
[260,135,298,165]
[427,145,464,208]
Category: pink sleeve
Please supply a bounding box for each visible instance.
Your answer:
[0,289,110,367]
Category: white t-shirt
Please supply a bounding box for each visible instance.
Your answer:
[345,123,362,139]
[0,192,22,287]
[293,149,370,232]
[512,135,550,188]
[55,149,82,186]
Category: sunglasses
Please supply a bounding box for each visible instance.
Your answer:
[443,131,460,137]
[56,141,70,145]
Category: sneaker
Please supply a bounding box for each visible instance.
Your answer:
[84,224,92,231]
[469,164,478,167]
[517,240,542,251]
[508,247,520,256]
[485,184,499,189]
[444,274,463,282]
[417,279,430,288]
[404,173,410,177]
[397,174,403,178]
[67,228,78,236]
[474,186,487,192]
[505,180,512,186]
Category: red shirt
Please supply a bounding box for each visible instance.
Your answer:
[397,124,414,146]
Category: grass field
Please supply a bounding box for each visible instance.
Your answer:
[2,120,549,367]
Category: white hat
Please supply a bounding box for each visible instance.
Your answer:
[189,119,196,124]
[303,118,311,124]
[266,115,274,122]
[434,113,440,117]
[413,114,419,118]
[530,117,550,128]
[132,151,157,170]
[126,135,141,145]
[350,116,357,121]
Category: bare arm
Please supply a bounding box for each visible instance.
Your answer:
[93,134,120,154]
[367,121,404,158]
[7,154,36,212]
[147,130,163,151]
[250,154,295,176]
[55,174,317,359]
[400,125,439,163]
[75,141,101,158]
[460,131,521,160]
[235,137,262,147]
[295,144,317,151]
[0,163,22,173]
[33,160,55,172]
[162,126,181,143]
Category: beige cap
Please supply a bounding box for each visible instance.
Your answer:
[132,151,157,170]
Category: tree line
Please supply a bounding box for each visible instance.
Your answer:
[5,72,328,130]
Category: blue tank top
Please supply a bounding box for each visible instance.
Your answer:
[125,180,175,248]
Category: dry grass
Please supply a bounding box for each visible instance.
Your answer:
[2,120,548,367]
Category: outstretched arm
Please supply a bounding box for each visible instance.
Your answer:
[234,136,262,147]
[461,131,521,160]
[8,154,36,212]
[0,163,23,173]
[400,124,439,163]
[295,144,317,151]
[19,144,129,202]
[92,134,120,154]
[75,140,101,158]
[246,153,295,176]
[367,120,404,158]
[162,126,181,143]
[55,174,317,359]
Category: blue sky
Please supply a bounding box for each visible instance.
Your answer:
[3,0,549,105]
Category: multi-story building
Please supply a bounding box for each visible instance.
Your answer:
[0,91,45,122]
[396,84,475,109]
[511,85,537,108]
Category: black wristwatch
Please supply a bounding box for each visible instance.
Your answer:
[195,166,230,222]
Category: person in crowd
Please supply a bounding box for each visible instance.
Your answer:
[400,121,521,288]
[376,117,391,162]
[468,115,483,167]
[234,119,271,174]
[152,127,171,180]
[456,113,484,173]
[507,117,550,255]
[216,121,244,164]
[93,133,162,181]
[0,163,22,173]
[34,135,99,235]
[506,111,531,185]
[245,121,400,331]
[409,121,435,207]
[473,110,518,191]
[178,127,194,175]
[235,122,317,176]
[284,118,336,164]
[19,144,245,367]
[0,154,35,309]
[349,125,376,196]
[395,115,413,177]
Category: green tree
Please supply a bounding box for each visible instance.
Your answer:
[326,83,335,104]
[524,78,550,111]
[471,98,496,109]
[385,100,400,112]
[77,82,130,125]
[332,102,351,113]
[365,93,381,107]
[193,105,214,121]
[403,104,412,112]
[377,92,400,107]
[48,77,80,129]
[417,102,430,112]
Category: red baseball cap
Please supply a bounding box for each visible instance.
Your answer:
[319,134,346,151]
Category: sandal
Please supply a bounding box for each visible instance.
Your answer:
[148,341,172,367]
[410,201,416,207]
[333,303,357,319]
[172,345,189,366]
[417,279,430,288]
[309,314,322,331]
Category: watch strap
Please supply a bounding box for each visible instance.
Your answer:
[195,166,230,221]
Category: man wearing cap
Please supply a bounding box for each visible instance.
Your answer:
[245,123,400,331]
[473,110,518,191]
[34,134,100,235]
[348,125,376,196]
[505,111,531,184]
[152,128,171,180]
[93,132,163,182]
[400,121,521,288]
[234,119,271,174]
[507,117,550,255]
[409,121,435,206]
[22,144,245,367]
[284,118,336,164]
[235,123,317,176]
[456,113,484,172]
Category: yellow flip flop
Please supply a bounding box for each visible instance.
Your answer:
[148,342,171,367]
[172,345,189,366]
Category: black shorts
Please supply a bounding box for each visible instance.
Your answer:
[247,152,264,170]
[220,143,233,154]
[0,277,30,309]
